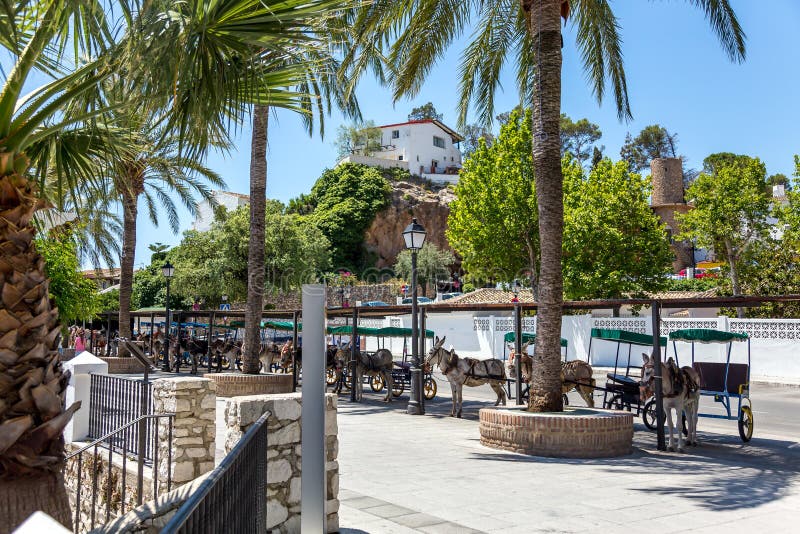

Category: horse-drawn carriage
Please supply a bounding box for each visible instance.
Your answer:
[668,328,753,442]
[590,328,667,430]
[503,332,568,402]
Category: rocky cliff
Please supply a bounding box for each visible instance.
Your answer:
[363,179,456,269]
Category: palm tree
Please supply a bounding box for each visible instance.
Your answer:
[107,115,225,356]
[352,0,745,411]
[0,0,359,528]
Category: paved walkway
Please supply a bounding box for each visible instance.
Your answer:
[336,383,800,533]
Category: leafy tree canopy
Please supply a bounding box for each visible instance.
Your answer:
[408,102,443,122]
[560,114,603,168]
[562,159,672,299]
[620,124,679,172]
[169,204,330,305]
[394,243,456,297]
[306,163,392,272]
[335,121,383,158]
[459,123,494,158]
[37,229,101,324]
[450,109,671,300]
[677,154,770,308]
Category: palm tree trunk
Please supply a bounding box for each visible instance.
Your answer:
[525,0,564,412]
[117,184,139,357]
[0,168,78,531]
[243,105,269,374]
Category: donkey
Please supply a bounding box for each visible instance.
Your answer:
[426,336,506,418]
[335,343,394,402]
[640,353,701,451]
[509,344,596,407]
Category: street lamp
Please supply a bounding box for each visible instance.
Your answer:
[161,261,175,372]
[403,218,427,415]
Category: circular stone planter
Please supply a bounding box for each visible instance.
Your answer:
[203,372,293,397]
[479,405,633,458]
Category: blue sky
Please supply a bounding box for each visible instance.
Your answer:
[113,1,800,267]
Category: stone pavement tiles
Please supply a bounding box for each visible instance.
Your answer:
[336,393,800,533]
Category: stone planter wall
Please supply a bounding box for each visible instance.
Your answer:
[65,444,155,533]
[479,406,634,458]
[224,392,339,533]
[152,377,217,493]
[205,372,293,397]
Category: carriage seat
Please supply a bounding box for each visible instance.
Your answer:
[393,361,411,371]
[692,362,749,395]
[606,373,639,386]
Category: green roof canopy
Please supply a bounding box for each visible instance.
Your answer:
[668,329,748,343]
[375,326,435,339]
[326,325,383,336]
[228,320,300,331]
[591,328,667,347]
[502,332,567,347]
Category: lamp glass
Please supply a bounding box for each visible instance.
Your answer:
[162,262,175,279]
[402,218,427,251]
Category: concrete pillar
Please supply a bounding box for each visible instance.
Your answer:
[62,352,107,443]
[152,377,216,492]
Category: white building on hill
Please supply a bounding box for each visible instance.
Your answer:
[338,119,464,184]
[192,190,250,232]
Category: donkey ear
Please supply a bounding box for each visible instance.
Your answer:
[642,353,650,364]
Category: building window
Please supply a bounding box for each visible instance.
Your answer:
[398,155,403,161]
[392,130,400,139]
[433,136,445,149]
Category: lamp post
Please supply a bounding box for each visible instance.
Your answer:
[403,218,427,415]
[162,261,175,372]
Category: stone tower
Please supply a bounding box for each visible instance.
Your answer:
[650,158,693,271]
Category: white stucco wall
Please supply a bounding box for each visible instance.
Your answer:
[376,122,462,175]
[192,191,250,232]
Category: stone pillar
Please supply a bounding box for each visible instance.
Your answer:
[650,157,694,270]
[62,352,107,443]
[152,377,216,492]
[224,392,339,534]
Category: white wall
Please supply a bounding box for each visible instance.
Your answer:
[360,313,800,380]
[192,191,249,232]
[377,122,462,174]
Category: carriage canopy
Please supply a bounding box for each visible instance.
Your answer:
[502,331,568,347]
[668,328,748,344]
[590,328,667,347]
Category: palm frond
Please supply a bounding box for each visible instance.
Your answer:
[685,0,746,62]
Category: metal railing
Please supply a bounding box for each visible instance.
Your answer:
[89,374,155,460]
[67,413,175,533]
[162,410,270,533]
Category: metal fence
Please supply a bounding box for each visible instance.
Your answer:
[67,413,175,533]
[89,374,155,460]
[162,411,270,533]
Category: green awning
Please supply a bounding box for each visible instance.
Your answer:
[502,332,567,347]
[228,320,300,331]
[326,325,383,336]
[375,326,435,339]
[591,328,667,347]
[668,329,748,343]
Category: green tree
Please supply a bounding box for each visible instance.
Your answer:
[677,154,770,317]
[767,173,791,193]
[36,230,101,325]
[96,289,120,313]
[352,0,745,412]
[335,121,384,158]
[560,114,602,168]
[459,123,495,158]
[395,243,456,297]
[408,102,443,121]
[562,159,672,299]
[620,124,679,172]
[308,163,392,272]
[448,109,539,294]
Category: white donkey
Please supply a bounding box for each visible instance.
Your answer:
[426,336,507,418]
[640,353,701,451]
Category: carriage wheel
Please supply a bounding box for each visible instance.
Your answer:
[392,379,404,397]
[562,394,569,407]
[370,374,385,392]
[221,356,232,371]
[738,405,754,442]
[326,368,338,385]
[642,399,658,430]
[605,393,625,411]
[199,355,209,367]
[424,377,437,400]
